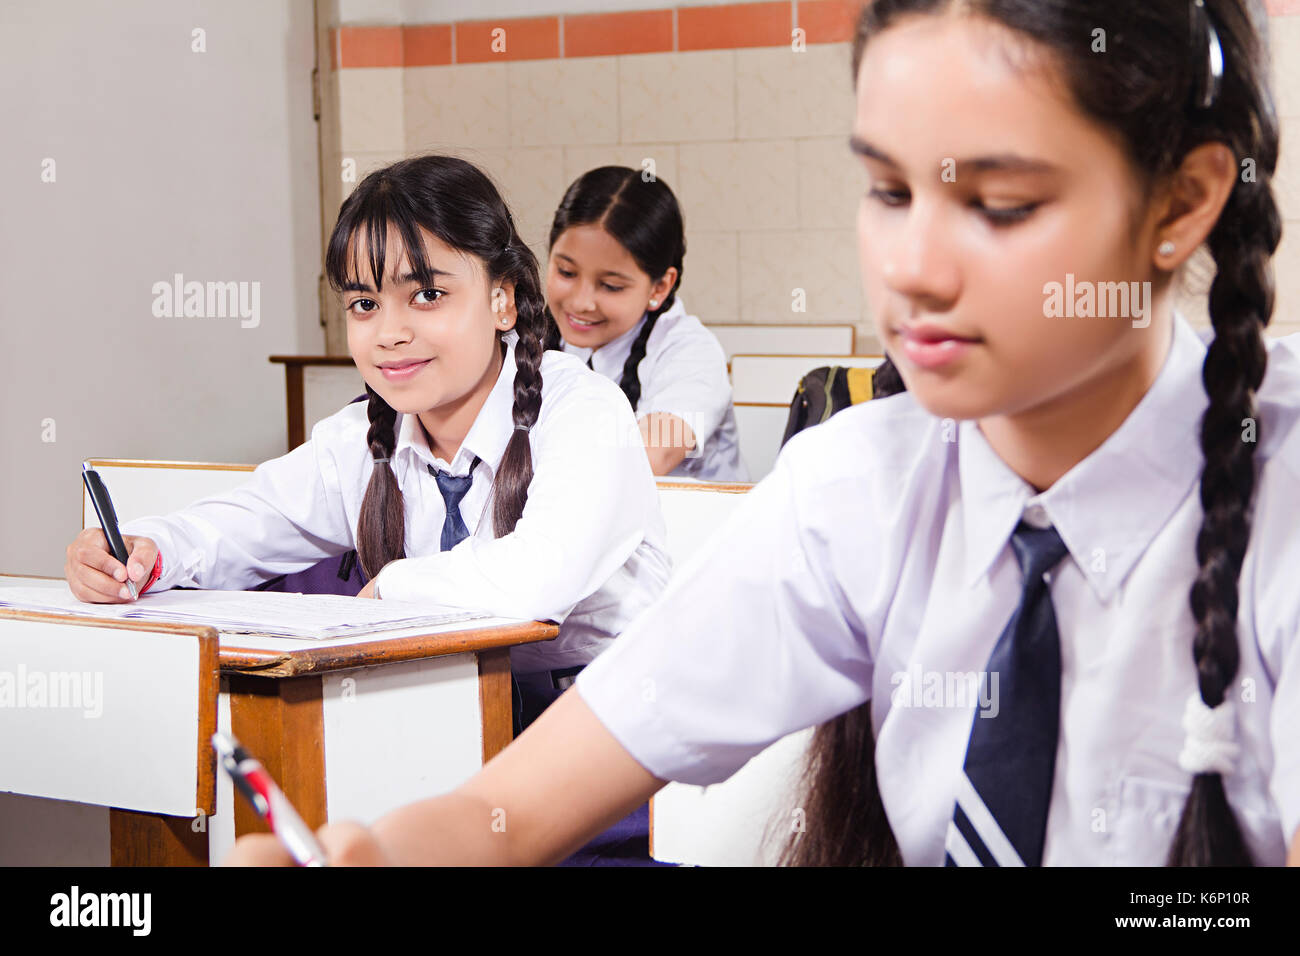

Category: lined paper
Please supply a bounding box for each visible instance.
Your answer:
[0,585,486,639]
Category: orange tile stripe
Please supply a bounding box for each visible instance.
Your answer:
[402,24,452,67]
[456,16,560,63]
[565,9,675,58]
[334,0,1300,69]
[678,1,792,51]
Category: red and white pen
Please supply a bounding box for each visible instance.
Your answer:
[212,731,329,867]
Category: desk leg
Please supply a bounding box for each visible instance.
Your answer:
[227,674,327,838]
[285,363,305,452]
[478,647,513,763]
[109,809,208,866]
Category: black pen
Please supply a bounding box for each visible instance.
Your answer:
[82,460,137,600]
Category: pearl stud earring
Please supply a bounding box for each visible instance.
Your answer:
[1158,240,1176,257]
[649,299,659,309]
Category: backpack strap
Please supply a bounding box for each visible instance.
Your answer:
[847,366,875,405]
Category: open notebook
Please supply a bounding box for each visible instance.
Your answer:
[0,585,488,639]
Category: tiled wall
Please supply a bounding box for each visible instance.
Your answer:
[318,0,1300,354]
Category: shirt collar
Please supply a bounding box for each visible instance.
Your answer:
[394,330,519,478]
[959,314,1205,602]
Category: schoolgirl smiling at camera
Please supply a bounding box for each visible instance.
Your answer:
[66,155,671,734]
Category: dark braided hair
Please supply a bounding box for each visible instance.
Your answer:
[325,155,550,580]
[545,166,686,410]
[783,0,1279,867]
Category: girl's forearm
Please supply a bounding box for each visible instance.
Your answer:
[371,789,522,865]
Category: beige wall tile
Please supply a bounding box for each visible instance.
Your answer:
[509,57,620,147]
[619,50,735,143]
[738,229,863,323]
[562,144,680,193]
[859,293,880,354]
[735,44,856,141]
[1271,16,1300,119]
[404,63,511,151]
[1273,222,1300,333]
[679,230,739,323]
[422,145,567,252]
[678,140,799,231]
[1274,123,1300,222]
[798,136,861,230]
[338,67,406,153]
[856,324,882,355]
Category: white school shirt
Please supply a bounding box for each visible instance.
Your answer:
[577,314,1300,865]
[562,297,748,482]
[120,332,673,674]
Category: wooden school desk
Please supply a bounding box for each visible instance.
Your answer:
[0,573,557,866]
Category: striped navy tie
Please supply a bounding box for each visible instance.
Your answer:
[428,456,480,551]
[945,520,1068,867]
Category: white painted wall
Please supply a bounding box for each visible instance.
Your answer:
[0,0,322,577]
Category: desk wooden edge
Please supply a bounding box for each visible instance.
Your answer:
[219,621,559,678]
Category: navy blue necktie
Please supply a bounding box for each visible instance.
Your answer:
[428,456,481,551]
[945,520,1069,867]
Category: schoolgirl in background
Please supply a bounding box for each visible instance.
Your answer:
[65,155,672,734]
[228,0,1300,867]
[544,167,748,481]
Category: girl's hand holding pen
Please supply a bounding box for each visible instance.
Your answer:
[64,528,158,603]
[223,822,391,867]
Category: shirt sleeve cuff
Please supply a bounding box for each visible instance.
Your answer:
[574,650,717,786]
[118,518,196,591]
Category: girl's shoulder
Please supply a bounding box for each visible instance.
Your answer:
[776,389,951,504]
[539,347,641,410]
[309,397,372,447]
[644,298,726,361]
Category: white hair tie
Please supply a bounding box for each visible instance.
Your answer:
[1177,691,1239,776]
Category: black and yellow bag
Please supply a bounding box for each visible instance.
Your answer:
[780,366,875,448]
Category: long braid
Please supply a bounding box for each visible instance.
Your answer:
[355,385,405,580]
[617,313,659,411]
[490,241,548,536]
[1167,163,1280,866]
